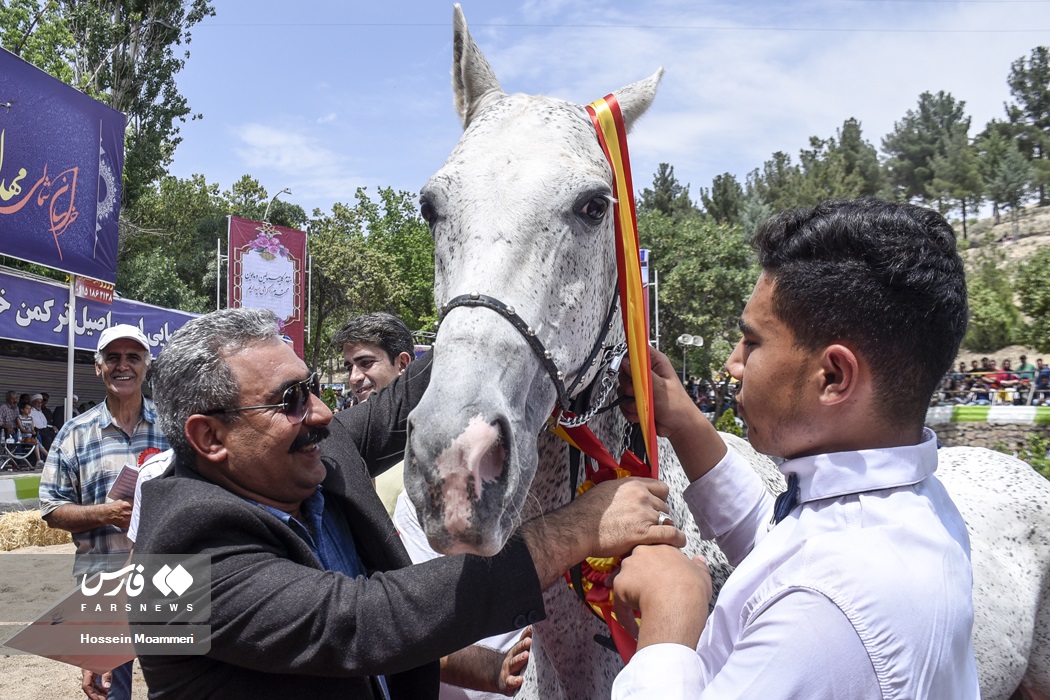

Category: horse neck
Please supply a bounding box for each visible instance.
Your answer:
[531,399,627,516]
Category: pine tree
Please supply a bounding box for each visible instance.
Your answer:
[699,173,744,224]
[637,163,696,219]
[1005,46,1050,205]
[928,130,983,238]
[987,142,1035,239]
[882,91,971,203]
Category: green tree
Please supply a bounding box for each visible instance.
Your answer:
[1016,246,1050,353]
[225,175,268,219]
[307,202,402,371]
[749,151,799,213]
[738,187,773,235]
[835,118,883,197]
[699,172,743,224]
[122,173,227,311]
[1005,46,1050,205]
[117,246,207,311]
[1,0,216,209]
[988,140,1035,239]
[306,188,434,370]
[0,0,75,81]
[639,209,758,381]
[928,129,983,238]
[637,163,696,219]
[963,245,1023,352]
[976,121,1017,224]
[882,91,971,203]
[715,408,744,438]
[358,187,436,333]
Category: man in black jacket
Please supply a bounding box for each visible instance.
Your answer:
[133,308,681,699]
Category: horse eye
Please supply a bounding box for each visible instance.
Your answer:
[580,197,609,222]
[419,198,437,226]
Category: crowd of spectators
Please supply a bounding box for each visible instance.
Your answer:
[683,374,738,415]
[0,389,85,469]
[935,355,1050,406]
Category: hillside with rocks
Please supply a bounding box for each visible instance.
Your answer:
[955,204,1050,364]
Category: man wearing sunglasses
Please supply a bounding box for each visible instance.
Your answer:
[133,307,681,699]
[39,324,168,700]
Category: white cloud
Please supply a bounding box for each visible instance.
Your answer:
[170,0,1049,217]
[230,123,375,210]
[233,123,343,175]
[454,0,1048,199]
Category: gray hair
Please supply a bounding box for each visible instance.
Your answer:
[151,308,280,465]
[331,312,413,363]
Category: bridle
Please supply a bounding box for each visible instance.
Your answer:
[437,290,624,427]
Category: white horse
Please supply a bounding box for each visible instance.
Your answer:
[404,6,1050,699]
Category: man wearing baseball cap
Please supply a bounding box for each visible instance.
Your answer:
[39,324,170,700]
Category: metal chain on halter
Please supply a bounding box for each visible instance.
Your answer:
[557,342,627,428]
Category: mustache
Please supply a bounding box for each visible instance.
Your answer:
[289,425,330,453]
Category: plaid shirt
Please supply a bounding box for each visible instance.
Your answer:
[0,402,18,436]
[39,398,169,577]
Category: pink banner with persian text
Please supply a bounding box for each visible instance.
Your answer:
[227,216,306,358]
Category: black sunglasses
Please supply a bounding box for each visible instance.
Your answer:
[203,372,320,425]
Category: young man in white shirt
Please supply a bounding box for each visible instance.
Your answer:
[613,198,978,699]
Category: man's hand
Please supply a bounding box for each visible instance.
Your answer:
[619,348,728,482]
[497,626,532,695]
[522,477,684,589]
[107,500,133,530]
[612,545,712,651]
[578,477,684,559]
[81,668,111,700]
[619,348,705,441]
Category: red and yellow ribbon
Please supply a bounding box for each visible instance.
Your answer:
[553,420,650,663]
[550,95,662,663]
[585,95,658,472]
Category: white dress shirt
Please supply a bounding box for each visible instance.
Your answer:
[127,449,175,544]
[393,490,522,700]
[613,428,980,699]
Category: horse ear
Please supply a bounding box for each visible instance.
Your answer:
[452,4,504,129]
[610,68,664,132]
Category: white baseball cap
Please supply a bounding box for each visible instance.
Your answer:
[97,324,151,353]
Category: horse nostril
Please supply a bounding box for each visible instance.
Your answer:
[477,421,507,485]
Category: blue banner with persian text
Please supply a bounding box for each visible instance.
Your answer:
[0,268,197,355]
[0,48,125,284]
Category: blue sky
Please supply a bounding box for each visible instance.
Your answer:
[167,1,1050,217]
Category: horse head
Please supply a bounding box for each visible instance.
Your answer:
[404,5,661,556]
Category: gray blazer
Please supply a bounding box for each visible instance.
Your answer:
[134,354,545,699]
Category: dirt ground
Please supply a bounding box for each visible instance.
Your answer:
[0,544,147,700]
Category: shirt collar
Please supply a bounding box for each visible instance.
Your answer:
[245,485,324,527]
[782,427,938,505]
[98,396,157,429]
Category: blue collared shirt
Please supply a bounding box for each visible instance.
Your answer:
[249,488,389,700]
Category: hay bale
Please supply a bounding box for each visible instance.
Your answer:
[0,510,72,551]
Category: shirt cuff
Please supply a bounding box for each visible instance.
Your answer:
[612,643,703,700]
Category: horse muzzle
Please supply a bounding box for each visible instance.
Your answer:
[406,406,525,557]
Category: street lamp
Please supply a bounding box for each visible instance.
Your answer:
[264,187,292,222]
[676,333,704,382]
